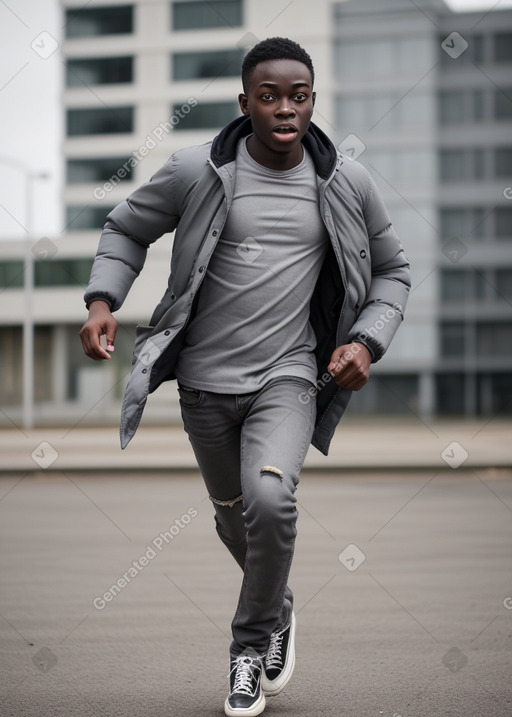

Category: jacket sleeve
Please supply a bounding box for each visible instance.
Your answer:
[348,169,411,361]
[84,155,181,312]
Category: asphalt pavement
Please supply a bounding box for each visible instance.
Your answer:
[1,462,512,716]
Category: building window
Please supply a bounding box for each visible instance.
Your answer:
[440,323,465,357]
[494,32,512,62]
[67,107,134,136]
[496,207,512,238]
[65,5,133,38]
[439,149,485,181]
[172,0,242,30]
[337,92,431,131]
[437,374,465,414]
[66,206,115,231]
[336,38,432,78]
[439,33,484,64]
[477,323,512,357]
[441,270,468,301]
[0,260,24,288]
[171,100,238,130]
[172,48,243,80]
[496,269,512,300]
[0,327,22,404]
[35,259,94,287]
[67,157,133,183]
[438,89,485,124]
[440,207,490,240]
[495,88,512,119]
[495,147,512,178]
[66,57,134,87]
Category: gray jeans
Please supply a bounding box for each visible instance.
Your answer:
[177,376,316,655]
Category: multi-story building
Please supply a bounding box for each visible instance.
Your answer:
[0,0,511,426]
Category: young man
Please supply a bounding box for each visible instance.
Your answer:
[80,38,410,717]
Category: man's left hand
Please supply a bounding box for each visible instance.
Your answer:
[327,343,372,390]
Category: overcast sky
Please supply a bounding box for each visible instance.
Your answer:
[1,0,511,239]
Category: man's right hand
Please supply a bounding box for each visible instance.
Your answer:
[79,300,117,360]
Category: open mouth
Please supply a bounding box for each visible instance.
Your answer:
[273,126,298,135]
[272,126,299,142]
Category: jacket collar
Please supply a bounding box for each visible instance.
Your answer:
[210,115,338,181]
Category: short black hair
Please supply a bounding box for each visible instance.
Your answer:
[241,37,315,92]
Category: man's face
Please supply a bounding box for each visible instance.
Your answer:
[239,59,315,169]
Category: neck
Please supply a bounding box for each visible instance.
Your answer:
[246,135,303,171]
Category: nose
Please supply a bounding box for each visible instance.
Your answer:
[275,99,295,117]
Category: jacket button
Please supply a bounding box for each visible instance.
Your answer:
[212,230,218,237]
[164,330,170,336]
[142,368,147,374]
[360,250,367,259]
[355,303,360,311]
[198,266,204,273]
[170,293,175,300]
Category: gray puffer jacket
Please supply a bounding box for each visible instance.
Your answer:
[84,116,411,454]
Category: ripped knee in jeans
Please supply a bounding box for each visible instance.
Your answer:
[260,465,283,479]
[209,493,243,508]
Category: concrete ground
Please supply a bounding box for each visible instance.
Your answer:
[1,465,512,716]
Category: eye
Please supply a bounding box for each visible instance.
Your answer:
[294,93,307,102]
[261,93,275,101]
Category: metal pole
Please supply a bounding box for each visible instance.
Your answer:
[0,156,48,429]
[23,173,35,429]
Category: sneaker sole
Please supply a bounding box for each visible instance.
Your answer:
[261,612,296,697]
[224,692,266,717]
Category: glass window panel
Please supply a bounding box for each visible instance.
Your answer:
[469,207,489,239]
[67,157,133,183]
[495,269,512,300]
[0,260,24,288]
[495,147,512,177]
[67,107,134,136]
[440,207,489,239]
[440,209,465,238]
[0,327,22,404]
[172,48,243,80]
[475,270,487,299]
[35,258,94,287]
[66,205,116,231]
[439,91,465,124]
[440,323,465,357]
[440,150,466,181]
[171,101,238,130]
[336,96,367,130]
[66,57,133,86]
[65,5,133,37]
[472,35,485,63]
[436,373,465,414]
[441,270,467,300]
[473,148,485,179]
[496,207,512,238]
[398,38,432,72]
[477,323,512,356]
[495,89,512,119]
[494,32,512,62]
[336,41,395,76]
[473,89,485,120]
[173,0,242,30]
[401,93,430,125]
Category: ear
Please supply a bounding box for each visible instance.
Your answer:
[312,91,316,107]
[239,93,249,115]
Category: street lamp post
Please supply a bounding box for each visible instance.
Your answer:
[0,156,49,429]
